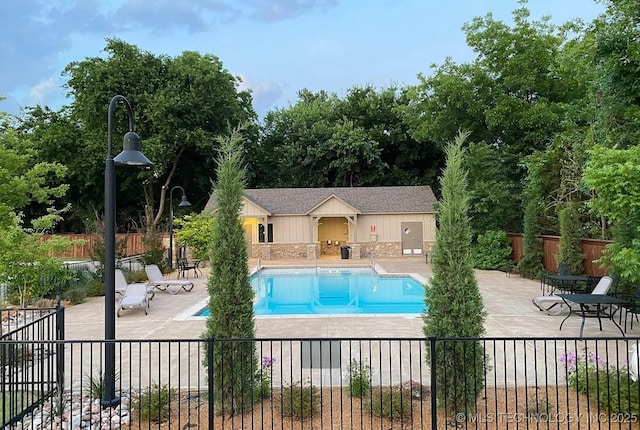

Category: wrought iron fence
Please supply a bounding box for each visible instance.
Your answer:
[3,335,640,429]
[0,306,64,427]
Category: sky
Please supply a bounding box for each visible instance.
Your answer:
[0,0,607,120]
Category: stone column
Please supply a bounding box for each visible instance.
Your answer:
[261,245,271,260]
[350,243,361,259]
[306,244,318,260]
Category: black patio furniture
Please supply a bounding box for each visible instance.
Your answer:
[557,293,628,337]
[177,257,202,279]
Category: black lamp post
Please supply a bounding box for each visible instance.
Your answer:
[167,186,191,269]
[103,95,153,408]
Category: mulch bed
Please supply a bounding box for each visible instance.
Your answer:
[125,385,640,429]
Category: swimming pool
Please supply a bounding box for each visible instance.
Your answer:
[197,268,426,316]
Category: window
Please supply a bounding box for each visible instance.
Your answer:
[258,223,273,243]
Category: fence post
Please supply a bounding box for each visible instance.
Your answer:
[55,301,65,398]
[429,336,437,430]
[207,337,214,430]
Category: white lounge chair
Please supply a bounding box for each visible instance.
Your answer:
[145,264,194,295]
[532,276,613,313]
[115,269,155,300]
[117,283,149,317]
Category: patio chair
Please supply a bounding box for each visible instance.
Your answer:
[532,276,613,314]
[117,283,149,317]
[145,264,194,295]
[177,257,201,279]
[612,282,640,332]
[115,269,155,301]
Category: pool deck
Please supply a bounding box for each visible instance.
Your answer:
[63,256,637,340]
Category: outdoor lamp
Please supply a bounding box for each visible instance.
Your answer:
[167,186,191,269]
[103,95,152,408]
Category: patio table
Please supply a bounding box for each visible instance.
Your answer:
[557,293,627,337]
[543,274,589,295]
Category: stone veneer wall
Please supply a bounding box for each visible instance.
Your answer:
[249,243,309,259]
[249,241,433,260]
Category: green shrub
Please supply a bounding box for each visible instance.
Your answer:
[83,372,119,399]
[344,358,372,397]
[0,344,31,369]
[133,383,176,422]
[139,231,167,273]
[473,230,512,270]
[64,288,86,305]
[85,278,105,297]
[254,356,276,400]
[126,269,148,283]
[279,381,319,419]
[557,204,585,275]
[560,351,639,415]
[367,386,412,419]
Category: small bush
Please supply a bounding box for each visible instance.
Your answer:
[0,344,31,369]
[279,381,319,419]
[473,230,512,270]
[85,279,105,297]
[84,372,119,399]
[255,356,276,400]
[367,386,413,419]
[126,270,148,283]
[344,358,372,397]
[560,351,640,415]
[133,383,177,423]
[64,288,86,305]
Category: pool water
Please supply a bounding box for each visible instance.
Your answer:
[198,268,426,316]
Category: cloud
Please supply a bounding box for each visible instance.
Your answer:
[0,0,339,113]
[248,0,339,22]
[110,0,339,34]
[237,74,284,117]
[28,78,58,106]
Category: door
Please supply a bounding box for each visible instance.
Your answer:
[401,222,423,255]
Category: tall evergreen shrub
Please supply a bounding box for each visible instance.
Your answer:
[557,203,584,274]
[423,131,486,418]
[518,160,545,279]
[203,129,257,415]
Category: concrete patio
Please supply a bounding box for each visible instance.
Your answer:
[63,256,637,340]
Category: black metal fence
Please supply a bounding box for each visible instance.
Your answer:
[0,306,64,427]
[3,335,640,429]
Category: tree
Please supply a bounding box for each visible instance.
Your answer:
[174,212,216,260]
[249,86,440,189]
[405,3,592,233]
[518,153,547,279]
[203,127,256,415]
[58,38,256,234]
[423,131,486,417]
[557,203,585,274]
[591,0,640,149]
[0,121,74,304]
[583,145,640,281]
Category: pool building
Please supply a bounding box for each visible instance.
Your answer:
[204,186,437,261]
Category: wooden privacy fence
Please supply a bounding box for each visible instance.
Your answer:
[42,233,165,259]
[507,233,612,276]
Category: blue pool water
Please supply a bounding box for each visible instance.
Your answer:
[198,268,426,316]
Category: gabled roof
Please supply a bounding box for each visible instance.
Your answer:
[306,194,361,215]
[205,186,437,215]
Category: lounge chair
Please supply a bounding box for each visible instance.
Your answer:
[115,269,155,300]
[145,264,195,295]
[117,283,149,317]
[532,276,613,313]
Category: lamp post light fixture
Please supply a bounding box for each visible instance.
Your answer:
[167,186,191,269]
[103,95,153,408]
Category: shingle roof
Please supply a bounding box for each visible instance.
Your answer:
[205,186,437,215]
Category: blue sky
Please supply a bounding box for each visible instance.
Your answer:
[0,1,606,119]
